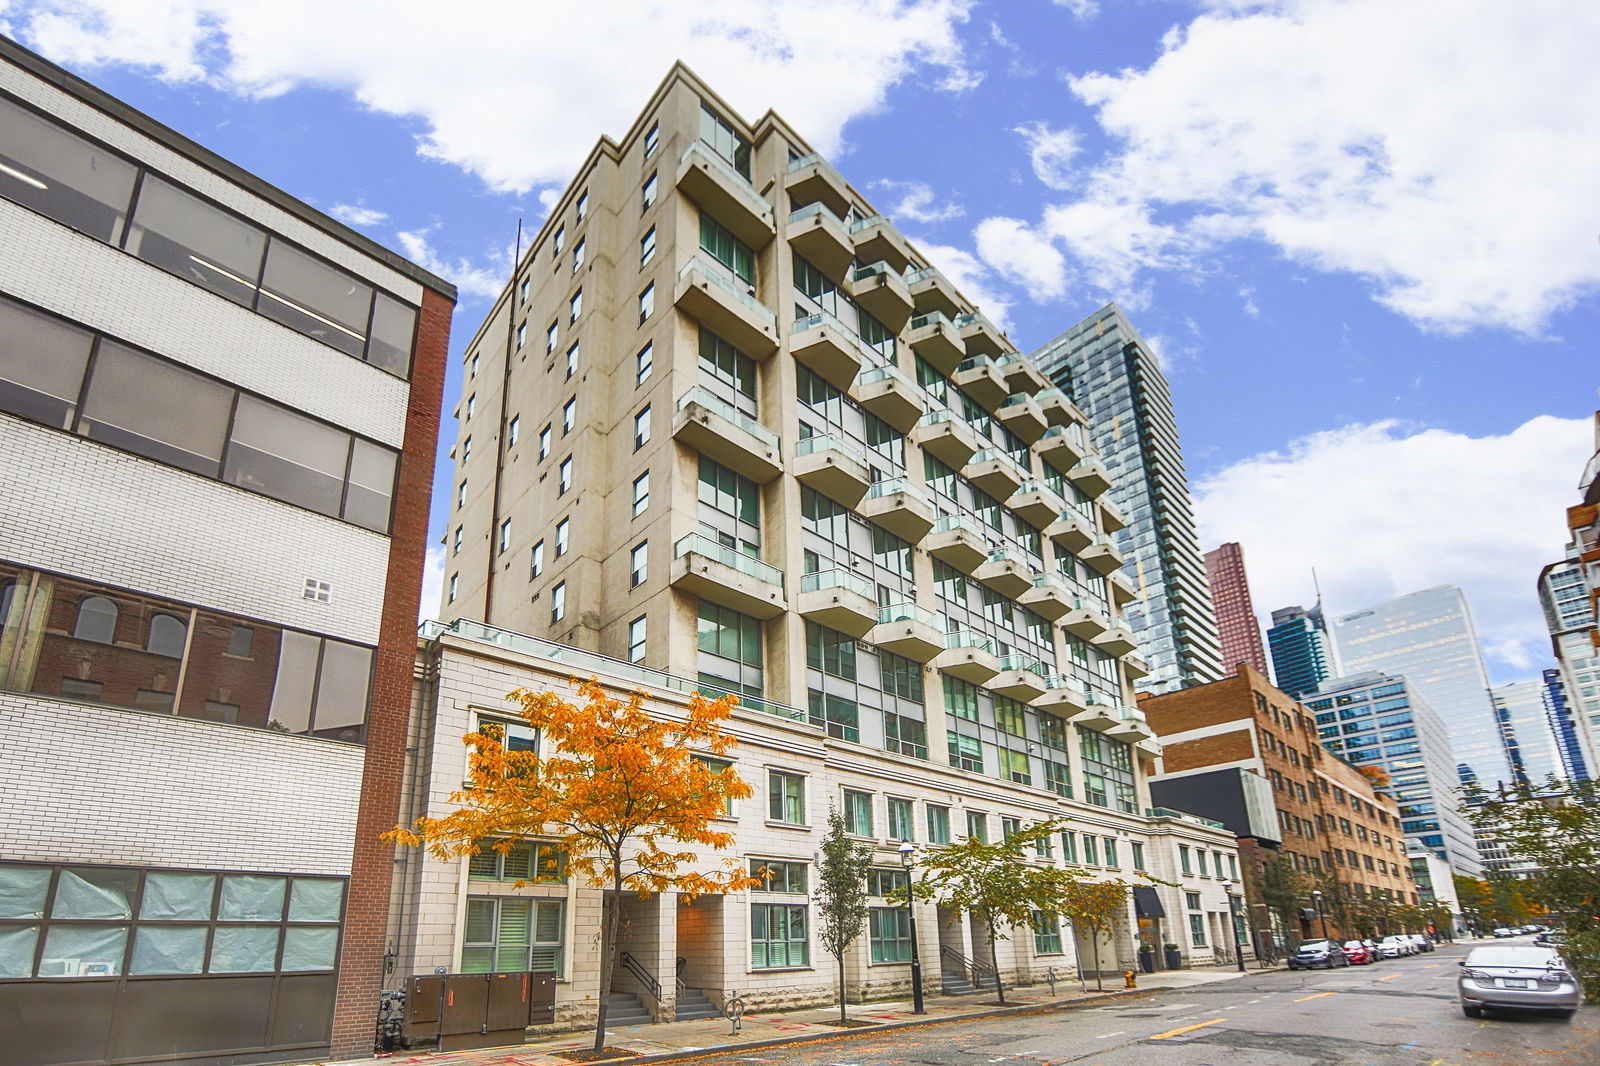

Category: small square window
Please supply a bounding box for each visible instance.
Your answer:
[515,323,526,350]
[453,526,463,554]
[558,457,572,495]
[642,173,658,212]
[508,415,519,445]
[519,277,530,304]
[628,615,646,662]
[565,342,579,378]
[632,472,649,517]
[640,227,656,268]
[470,353,480,377]
[457,480,467,508]
[572,239,585,274]
[643,122,659,159]
[553,225,565,256]
[466,393,476,419]
[531,540,545,577]
[551,581,566,623]
[448,573,458,603]
[499,518,512,554]
[576,190,588,221]
[630,541,648,587]
[639,283,655,324]
[634,406,651,450]
[462,436,472,461]
[556,518,570,556]
[562,398,576,435]
[539,425,551,460]
[545,322,558,353]
[569,290,582,323]
[636,342,654,385]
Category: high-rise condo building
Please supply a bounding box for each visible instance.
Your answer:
[1203,542,1268,677]
[1487,680,1567,786]
[1541,449,1600,776]
[1330,585,1508,790]
[1265,603,1335,699]
[1030,305,1222,695]
[1540,668,1591,782]
[0,36,455,1066]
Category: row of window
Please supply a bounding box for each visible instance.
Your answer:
[1,562,374,744]
[0,93,417,375]
[1,293,399,534]
[1176,845,1239,880]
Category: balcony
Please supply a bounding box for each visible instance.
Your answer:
[974,547,1031,599]
[676,142,775,248]
[849,364,922,432]
[670,533,785,619]
[869,602,945,661]
[963,449,1024,499]
[788,203,854,280]
[925,515,989,572]
[1066,456,1112,498]
[1034,675,1088,716]
[798,568,877,638]
[954,311,1008,360]
[933,631,1001,683]
[1060,599,1110,639]
[1034,387,1079,428]
[905,266,962,320]
[848,215,911,273]
[1035,425,1087,474]
[1068,693,1121,732]
[1122,652,1150,682]
[952,355,1008,410]
[791,311,865,391]
[1006,481,1063,528]
[991,655,1047,701]
[912,410,979,467]
[795,433,872,506]
[996,393,1046,442]
[995,353,1049,393]
[1093,624,1138,657]
[1018,572,1072,620]
[849,262,914,330]
[1108,569,1138,606]
[784,153,851,217]
[1046,510,1094,552]
[672,387,783,483]
[675,257,779,357]
[1098,496,1128,533]
[906,311,965,373]
[1106,705,1154,743]
[1080,533,1124,575]
[857,478,935,542]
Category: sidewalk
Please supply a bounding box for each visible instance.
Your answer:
[317,964,1263,1066]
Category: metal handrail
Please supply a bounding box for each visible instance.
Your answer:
[674,533,785,589]
[619,952,661,1002]
[877,602,942,628]
[939,944,997,989]
[789,201,843,227]
[909,310,953,330]
[796,433,869,467]
[677,255,775,324]
[867,478,931,505]
[800,567,873,598]
[943,630,995,653]
[677,386,780,450]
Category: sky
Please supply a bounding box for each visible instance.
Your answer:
[4,0,1595,687]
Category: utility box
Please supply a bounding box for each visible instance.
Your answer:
[402,971,556,1051]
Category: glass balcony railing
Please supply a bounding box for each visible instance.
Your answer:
[681,140,763,199]
[673,532,784,589]
[800,567,873,598]
[877,602,943,628]
[1031,572,1070,593]
[998,393,1038,412]
[997,654,1044,675]
[1038,425,1070,445]
[955,354,997,375]
[796,432,869,467]
[1040,673,1084,693]
[1118,705,1148,725]
[678,255,775,324]
[676,386,780,450]
[1014,479,1053,497]
[852,260,897,284]
[855,364,915,390]
[866,477,930,505]
[943,630,995,653]
[1035,386,1069,404]
[932,514,982,536]
[418,617,804,721]
[786,152,825,172]
[848,213,890,233]
[793,308,854,339]
[1146,807,1227,830]
[918,409,960,429]
[789,201,844,227]
[904,266,943,285]
[983,547,1025,568]
[909,310,954,331]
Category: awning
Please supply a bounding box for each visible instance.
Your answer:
[1133,885,1166,919]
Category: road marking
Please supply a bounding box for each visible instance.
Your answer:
[1149,1018,1227,1040]
[1379,973,1402,982]
[1293,992,1336,1002]
[1096,1031,1126,1039]
[1424,963,1440,969]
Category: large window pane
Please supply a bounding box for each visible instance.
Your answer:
[208,925,278,972]
[53,867,138,919]
[266,630,319,733]
[258,241,372,356]
[343,438,397,533]
[287,879,344,922]
[129,924,207,974]
[0,95,138,242]
[125,176,266,306]
[0,925,38,977]
[281,926,339,971]
[310,639,371,743]
[366,292,416,376]
[0,297,94,429]
[40,924,127,976]
[225,395,349,516]
[139,871,215,920]
[80,342,231,476]
[218,875,286,921]
[0,864,52,919]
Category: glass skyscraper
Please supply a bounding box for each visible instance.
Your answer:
[1331,585,1509,790]
[1487,679,1566,786]
[1539,548,1600,776]
[1031,304,1222,694]
[1540,668,1591,782]
[1266,603,1336,699]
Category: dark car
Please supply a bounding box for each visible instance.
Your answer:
[1289,938,1351,970]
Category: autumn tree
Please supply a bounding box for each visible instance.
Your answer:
[812,807,874,1024]
[899,820,1076,1005]
[1258,856,1309,945]
[1055,878,1130,991]
[1454,874,1490,933]
[385,679,757,1058]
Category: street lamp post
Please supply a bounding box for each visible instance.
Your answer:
[899,842,926,1014]
[1312,889,1330,941]
[1219,880,1245,973]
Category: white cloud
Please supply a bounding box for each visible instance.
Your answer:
[911,240,1013,332]
[329,202,388,227]
[1013,121,1081,190]
[418,545,445,625]
[394,228,507,303]
[9,0,975,193]
[973,216,1067,301]
[1062,0,1600,334]
[1239,286,1259,317]
[1193,415,1592,681]
[872,179,964,224]
[1052,0,1099,21]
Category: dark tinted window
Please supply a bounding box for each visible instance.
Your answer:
[0,296,93,428]
[0,95,137,242]
[126,176,267,306]
[80,342,231,475]
[259,242,372,357]
[225,395,348,517]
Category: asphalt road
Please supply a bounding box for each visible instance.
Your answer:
[675,939,1599,1065]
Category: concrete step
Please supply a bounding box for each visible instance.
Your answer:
[605,992,652,1026]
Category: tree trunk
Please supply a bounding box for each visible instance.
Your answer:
[838,955,847,1024]
[1091,923,1104,991]
[986,917,1005,1005]
[593,866,624,1054]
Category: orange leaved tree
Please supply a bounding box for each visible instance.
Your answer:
[385,679,757,1057]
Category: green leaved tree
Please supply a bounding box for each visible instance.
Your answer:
[812,807,874,1024]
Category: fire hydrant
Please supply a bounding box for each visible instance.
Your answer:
[1123,969,1137,989]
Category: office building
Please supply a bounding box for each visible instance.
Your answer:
[1540,668,1590,782]
[1307,673,1481,876]
[1030,305,1223,695]
[0,36,455,1066]
[1203,542,1268,677]
[1139,665,1416,943]
[1331,586,1509,790]
[1407,846,1464,936]
[1266,603,1335,699]
[1487,680,1566,786]
[1540,539,1600,778]
[414,63,1253,1016]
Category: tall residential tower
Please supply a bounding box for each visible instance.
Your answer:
[1030,305,1223,695]
[1266,603,1335,699]
[1203,541,1268,677]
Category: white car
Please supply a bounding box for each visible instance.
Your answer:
[1379,935,1414,958]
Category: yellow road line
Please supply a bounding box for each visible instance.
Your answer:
[1424,963,1440,969]
[1293,992,1336,1002]
[1379,973,1402,982]
[1149,1018,1227,1040]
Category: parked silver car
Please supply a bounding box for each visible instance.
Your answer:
[1458,945,1583,1018]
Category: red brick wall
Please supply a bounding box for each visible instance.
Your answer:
[328,286,452,1058]
[1162,730,1254,773]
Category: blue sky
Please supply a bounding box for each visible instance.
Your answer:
[5,0,1595,684]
